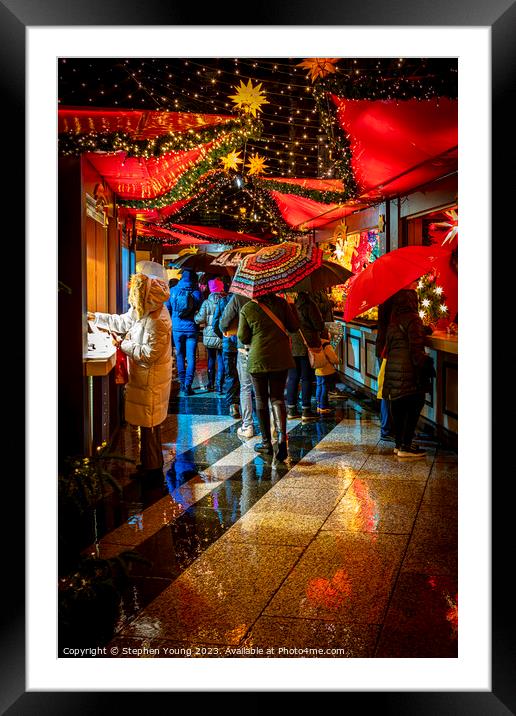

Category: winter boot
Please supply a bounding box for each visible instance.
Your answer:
[287,405,301,420]
[301,407,318,422]
[254,406,273,456]
[271,401,288,462]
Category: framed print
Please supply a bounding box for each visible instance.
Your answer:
[4,0,514,709]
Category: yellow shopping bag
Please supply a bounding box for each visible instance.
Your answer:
[377,358,387,399]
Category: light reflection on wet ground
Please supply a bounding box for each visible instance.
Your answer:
[73,387,457,658]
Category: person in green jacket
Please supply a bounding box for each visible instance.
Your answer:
[238,293,299,462]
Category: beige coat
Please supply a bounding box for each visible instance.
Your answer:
[94,277,172,427]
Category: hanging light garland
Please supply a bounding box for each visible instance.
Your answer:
[58,115,260,158]
[251,177,353,203]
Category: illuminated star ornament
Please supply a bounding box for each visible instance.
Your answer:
[220,150,243,172]
[229,80,269,117]
[245,153,269,176]
[433,209,458,245]
[297,58,340,82]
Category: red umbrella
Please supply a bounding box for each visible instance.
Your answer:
[343,245,453,322]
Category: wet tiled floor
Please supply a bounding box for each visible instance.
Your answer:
[73,380,458,659]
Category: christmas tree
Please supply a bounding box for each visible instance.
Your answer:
[416,273,449,326]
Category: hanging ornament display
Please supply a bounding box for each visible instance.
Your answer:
[416,273,449,325]
[245,153,269,176]
[229,80,269,117]
[220,150,243,172]
[297,58,340,83]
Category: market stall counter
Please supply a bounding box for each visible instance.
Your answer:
[84,324,116,376]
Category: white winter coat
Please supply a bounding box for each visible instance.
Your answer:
[93,277,172,428]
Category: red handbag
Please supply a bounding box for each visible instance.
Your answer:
[114,346,129,385]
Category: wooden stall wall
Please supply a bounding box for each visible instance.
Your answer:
[82,157,119,453]
[58,155,121,461]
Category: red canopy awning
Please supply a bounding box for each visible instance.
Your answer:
[58,108,235,138]
[85,144,216,200]
[118,198,193,222]
[135,222,210,245]
[168,224,267,245]
[331,97,458,199]
[270,191,367,230]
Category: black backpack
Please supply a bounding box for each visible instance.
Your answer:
[174,289,196,320]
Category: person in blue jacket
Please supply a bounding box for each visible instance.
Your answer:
[166,268,202,396]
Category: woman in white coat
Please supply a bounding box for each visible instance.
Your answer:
[88,272,172,474]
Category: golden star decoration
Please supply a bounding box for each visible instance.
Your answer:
[228,80,269,117]
[297,58,340,82]
[245,153,269,176]
[220,150,243,172]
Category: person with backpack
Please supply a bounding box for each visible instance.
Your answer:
[167,268,202,396]
[194,277,226,394]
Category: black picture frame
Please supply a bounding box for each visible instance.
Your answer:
[6,0,512,710]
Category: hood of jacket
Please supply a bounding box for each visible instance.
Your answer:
[177,270,197,290]
[129,274,170,319]
[391,289,419,317]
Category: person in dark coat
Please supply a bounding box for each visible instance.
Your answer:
[238,293,299,462]
[383,285,434,459]
[285,291,325,421]
[313,289,334,326]
[167,268,202,396]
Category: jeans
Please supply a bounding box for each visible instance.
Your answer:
[390,393,426,449]
[316,375,329,409]
[206,347,224,390]
[173,332,197,389]
[286,356,314,408]
[380,398,393,437]
[237,350,254,429]
[251,370,288,409]
[222,352,239,408]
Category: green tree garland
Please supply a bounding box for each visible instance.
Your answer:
[252,177,353,204]
[58,115,262,158]
[117,132,260,210]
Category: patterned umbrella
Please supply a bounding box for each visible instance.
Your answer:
[284,260,353,293]
[230,241,323,298]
